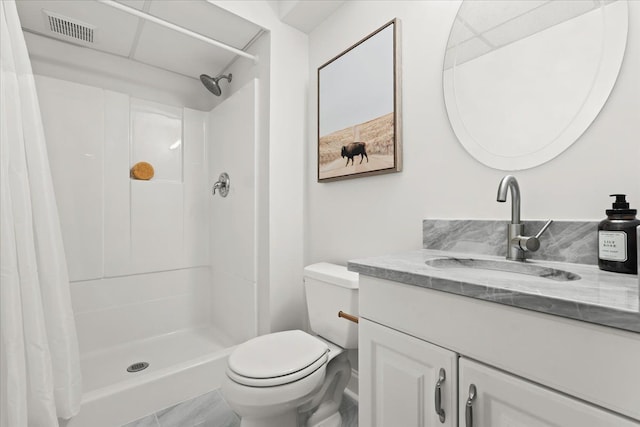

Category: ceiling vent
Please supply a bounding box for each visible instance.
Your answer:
[43,10,95,43]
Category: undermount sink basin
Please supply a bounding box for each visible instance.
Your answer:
[424,257,581,282]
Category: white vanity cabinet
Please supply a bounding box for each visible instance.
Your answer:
[360,319,457,427]
[358,275,640,425]
[459,358,638,427]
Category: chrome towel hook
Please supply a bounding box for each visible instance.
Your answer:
[212,172,230,197]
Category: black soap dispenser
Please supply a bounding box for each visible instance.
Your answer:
[598,194,640,274]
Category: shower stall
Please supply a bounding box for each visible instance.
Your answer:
[14,1,267,426]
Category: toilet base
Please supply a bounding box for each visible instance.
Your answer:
[224,334,353,427]
[240,410,298,427]
[307,411,341,427]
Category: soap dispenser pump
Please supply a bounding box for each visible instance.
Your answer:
[598,194,640,274]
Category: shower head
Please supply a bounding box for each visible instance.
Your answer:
[200,73,232,96]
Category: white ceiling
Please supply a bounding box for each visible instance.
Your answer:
[278,0,345,34]
[16,0,264,80]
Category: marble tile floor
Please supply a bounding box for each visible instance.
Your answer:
[122,388,358,427]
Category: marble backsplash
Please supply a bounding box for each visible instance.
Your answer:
[423,220,598,265]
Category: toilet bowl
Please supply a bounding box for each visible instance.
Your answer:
[222,263,359,427]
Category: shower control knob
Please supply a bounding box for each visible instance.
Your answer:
[212,172,230,198]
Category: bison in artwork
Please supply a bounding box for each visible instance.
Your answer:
[341,142,368,166]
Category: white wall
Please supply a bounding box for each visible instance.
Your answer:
[305,0,640,265]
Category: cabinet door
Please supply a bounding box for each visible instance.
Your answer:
[459,358,640,427]
[360,318,458,427]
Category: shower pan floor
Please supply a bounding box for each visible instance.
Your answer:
[69,326,236,427]
[81,326,234,394]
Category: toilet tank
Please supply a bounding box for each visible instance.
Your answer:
[303,263,359,349]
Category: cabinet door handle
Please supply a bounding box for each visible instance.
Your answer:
[465,384,477,427]
[434,368,446,423]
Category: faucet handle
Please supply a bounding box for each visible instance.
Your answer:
[535,219,553,239]
[513,220,553,253]
[517,235,541,252]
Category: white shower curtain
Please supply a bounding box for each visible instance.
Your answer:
[0,1,82,426]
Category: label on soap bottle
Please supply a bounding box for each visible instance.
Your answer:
[598,231,627,262]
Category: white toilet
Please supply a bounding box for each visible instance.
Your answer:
[222,263,359,427]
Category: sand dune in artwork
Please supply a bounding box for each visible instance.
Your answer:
[319,154,395,179]
[319,112,395,172]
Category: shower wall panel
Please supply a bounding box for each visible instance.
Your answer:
[183,108,210,265]
[71,268,210,354]
[104,100,209,276]
[37,75,210,280]
[36,75,212,353]
[208,80,258,344]
[36,76,105,281]
[103,91,131,274]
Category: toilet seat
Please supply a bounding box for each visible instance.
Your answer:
[227,330,329,387]
[228,352,327,387]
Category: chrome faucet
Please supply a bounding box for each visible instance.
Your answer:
[496,175,552,261]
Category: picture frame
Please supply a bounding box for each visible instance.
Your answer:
[317,19,402,182]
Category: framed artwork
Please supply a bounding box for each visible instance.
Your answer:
[317,19,402,182]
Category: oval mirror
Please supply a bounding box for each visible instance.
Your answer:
[443,0,628,170]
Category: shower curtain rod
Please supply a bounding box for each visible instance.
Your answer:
[98,0,258,62]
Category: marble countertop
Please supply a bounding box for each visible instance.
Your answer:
[348,249,640,334]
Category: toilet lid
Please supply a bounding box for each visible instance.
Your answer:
[228,330,328,382]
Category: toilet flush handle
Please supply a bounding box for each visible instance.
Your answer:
[338,311,359,324]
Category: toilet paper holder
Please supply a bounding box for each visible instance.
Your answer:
[338,311,359,324]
